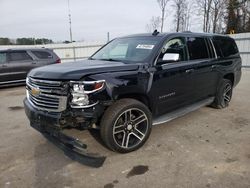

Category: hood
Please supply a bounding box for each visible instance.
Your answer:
[28,59,139,80]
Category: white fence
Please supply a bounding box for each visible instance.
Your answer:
[0,41,105,63]
[230,33,250,67]
[0,33,250,66]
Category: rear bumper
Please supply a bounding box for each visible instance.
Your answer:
[23,98,106,167]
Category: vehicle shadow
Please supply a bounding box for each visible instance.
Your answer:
[88,129,107,148]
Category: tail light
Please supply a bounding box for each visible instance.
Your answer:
[56,59,61,64]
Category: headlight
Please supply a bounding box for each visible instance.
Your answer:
[71,84,89,107]
[70,80,105,108]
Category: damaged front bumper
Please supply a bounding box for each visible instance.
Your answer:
[23,98,106,168]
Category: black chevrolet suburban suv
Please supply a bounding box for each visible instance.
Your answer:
[24,32,241,166]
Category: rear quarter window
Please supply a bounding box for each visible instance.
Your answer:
[187,37,209,60]
[212,37,239,58]
[9,51,32,61]
[32,50,53,59]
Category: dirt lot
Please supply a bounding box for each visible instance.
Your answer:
[0,70,250,188]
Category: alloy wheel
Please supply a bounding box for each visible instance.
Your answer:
[112,108,149,149]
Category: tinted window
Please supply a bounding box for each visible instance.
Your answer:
[187,37,209,60]
[212,37,238,57]
[0,52,7,64]
[158,37,187,62]
[32,50,53,59]
[9,51,32,61]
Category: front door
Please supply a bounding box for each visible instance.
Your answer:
[149,37,197,116]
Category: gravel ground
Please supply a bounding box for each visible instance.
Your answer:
[0,70,250,188]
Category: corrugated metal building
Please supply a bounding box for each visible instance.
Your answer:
[230,33,250,67]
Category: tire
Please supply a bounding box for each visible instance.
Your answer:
[212,79,233,109]
[100,98,152,153]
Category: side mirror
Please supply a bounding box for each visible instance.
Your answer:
[162,53,180,62]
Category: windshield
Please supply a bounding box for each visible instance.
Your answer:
[91,37,160,63]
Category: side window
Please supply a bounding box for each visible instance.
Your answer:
[9,51,32,62]
[0,52,7,64]
[32,51,53,59]
[187,37,209,60]
[158,37,187,63]
[212,37,239,58]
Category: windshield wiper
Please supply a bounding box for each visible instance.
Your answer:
[98,58,121,62]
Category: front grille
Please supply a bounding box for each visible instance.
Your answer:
[26,77,68,112]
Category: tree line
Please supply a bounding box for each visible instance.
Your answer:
[146,0,250,34]
[0,38,53,45]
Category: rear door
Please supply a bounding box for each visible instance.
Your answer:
[186,37,219,100]
[8,50,34,80]
[0,51,13,84]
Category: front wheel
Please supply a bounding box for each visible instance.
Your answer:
[212,79,233,109]
[100,99,152,153]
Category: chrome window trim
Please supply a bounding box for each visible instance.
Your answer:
[209,38,218,59]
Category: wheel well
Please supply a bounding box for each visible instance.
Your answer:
[117,94,152,112]
[223,73,234,85]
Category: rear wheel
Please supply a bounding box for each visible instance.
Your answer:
[212,79,233,109]
[100,99,152,153]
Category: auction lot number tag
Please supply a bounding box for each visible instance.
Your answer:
[136,45,155,50]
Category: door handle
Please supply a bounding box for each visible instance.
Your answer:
[185,69,194,73]
[2,64,7,67]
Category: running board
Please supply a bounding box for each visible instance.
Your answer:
[153,97,214,126]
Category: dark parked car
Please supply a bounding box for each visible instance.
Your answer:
[0,48,60,87]
[24,32,241,167]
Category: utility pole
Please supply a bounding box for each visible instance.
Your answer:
[68,0,76,61]
[107,32,110,43]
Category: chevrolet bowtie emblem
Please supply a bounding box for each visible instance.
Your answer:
[31,87,40,96]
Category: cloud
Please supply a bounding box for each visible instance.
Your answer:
[0,0,201,41]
